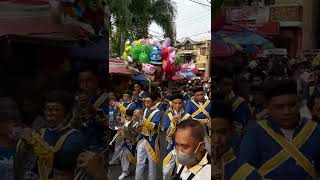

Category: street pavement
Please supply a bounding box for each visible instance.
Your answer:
[108,131,167,180]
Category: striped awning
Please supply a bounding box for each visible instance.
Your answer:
[109,60,135,75]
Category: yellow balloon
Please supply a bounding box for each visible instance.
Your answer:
[134,40,142,47]
[125,45,131,53]
[122,52,128,61]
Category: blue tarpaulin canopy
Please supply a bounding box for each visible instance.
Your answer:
[213,23,274,56]
[132,73,151,84]
[178,72,196,78]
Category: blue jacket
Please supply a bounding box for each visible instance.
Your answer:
[238,117,320,180]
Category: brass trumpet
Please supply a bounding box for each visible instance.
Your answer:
[109,110,142,145]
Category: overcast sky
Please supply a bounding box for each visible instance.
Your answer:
[149,0,211,42]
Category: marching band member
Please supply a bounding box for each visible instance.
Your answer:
[71,90,108,153]
[134,93,162,180]
[163,93,192,180]
[110,90,138,166]
[116,90,138,121]
[77,65,108,113]
[212,101,261,180]
[21,90,86,180]
[133,83,147,109]
[173,120,211,180]
[117,109,138,180]
[185,87,212,154]
[237,80,320,180]
[250,85,269,121]
[216,74,251,135]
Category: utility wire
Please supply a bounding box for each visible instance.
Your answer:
[187,0,211,7]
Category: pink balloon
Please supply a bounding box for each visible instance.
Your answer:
[167,47,174,54]
[162,37,171,48]
[169,51,176,64]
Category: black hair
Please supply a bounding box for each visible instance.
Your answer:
[134,82,143,88]
[123,90,133,97]
[170,93,184,101]
[212,100,233,123]
[44,90,73,114]
[145,92,158,102]
[193,87,204,93]
[263,80,297,99]
[77,64,99,78]
[176,120,205,141]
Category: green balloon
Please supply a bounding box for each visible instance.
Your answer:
[174,55,182,66]
[140,44,151,55]
[131,47,141,61]
[139,51,150,64]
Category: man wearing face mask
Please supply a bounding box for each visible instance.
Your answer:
[174,120,211,180]
[134,92,162,180]
[163,93,192,180]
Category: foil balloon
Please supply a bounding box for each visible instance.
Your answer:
[167,47,174,54]
[161,48,168,61]
[150,45,162,65]
[127,56,133,62]
[174,55,182,66]
[139,51,150,64]
[162,37,171,48]
[122,51,128,61]
[131,46,141,61]
[169,51,176,64]
[140,44,151,55]
[142,63,156,74]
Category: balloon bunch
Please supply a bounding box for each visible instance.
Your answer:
[121,37,182,80]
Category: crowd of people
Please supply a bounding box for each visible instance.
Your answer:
[0,65,109,180]
[210,55,320,180]
[108,79,212,180]
[2,53,320,180]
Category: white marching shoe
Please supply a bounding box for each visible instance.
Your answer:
[118,171,130,180]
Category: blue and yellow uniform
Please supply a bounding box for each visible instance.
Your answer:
[162,110,192,179]
[228,94,251,133]
[135,106,162,180]
[90,89,108,112]
[183,92,190,102]
[79,109,108,152]
[23,127,85,180]
[154,101,165,112]
[237,117,320,179]
[254,106,268,121]
[185,99,211,132]
[134,91,148,109]
[117,101,138,120]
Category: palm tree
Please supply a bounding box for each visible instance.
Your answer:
[106,0,177,57]
[129,0,177,42]
[104,0,133,57]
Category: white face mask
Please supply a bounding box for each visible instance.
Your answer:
[176,141,204,165]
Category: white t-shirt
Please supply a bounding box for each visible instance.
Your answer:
[176,153,211,180]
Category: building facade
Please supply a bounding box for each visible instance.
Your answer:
[176,38,211,78]
[222,0,319,58]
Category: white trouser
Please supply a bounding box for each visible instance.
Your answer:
[163,151,176,180]
[120,148,131,173]
[135,139,156,180]
[110,138,122,162]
